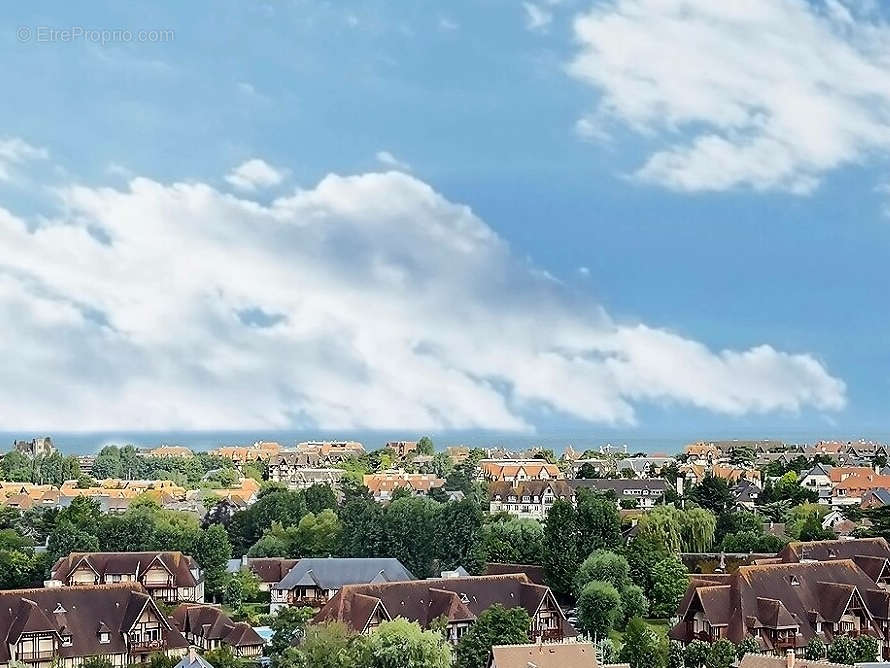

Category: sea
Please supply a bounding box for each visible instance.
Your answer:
[0,429,879,456]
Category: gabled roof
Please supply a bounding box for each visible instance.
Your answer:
[171,604,264,648]
[274,558,415,591]
[778,538,890,563]
[51,551,200,587]
[490,642,598,668]
[484,563,547,585]
[245,558,300,584]
[314,574,575,638]
[0,583,187,662]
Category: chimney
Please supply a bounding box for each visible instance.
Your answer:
[676,475,684,497]
[786,649,795,668]
[241,554,248,567]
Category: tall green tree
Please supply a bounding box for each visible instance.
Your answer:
[359,618,452,668]
[573,549,630,598]
[575,490,622,556]
[437,497,485,573]
[705,639,736,668]
[456,604,530,668]
[649,556,689,618]
[577,581,622,639]
[270,606,315,658]
[381,496,440,578]
[480,518,543,565]
[543,500,579,600]
[619,617,665,668]
[276,622,363,668]
[195,524,232,601]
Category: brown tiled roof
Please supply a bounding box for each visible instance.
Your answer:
[670,559,889,647]
[314,574,574,637]
[488,480,575,500]
[490,642,597,668]
[51,551,200,587]
[484,563,547,586]
[777,538,890,563]
[0,583,187,662]
[246,558,300,584]
[738,654,848,668]
[171,604,264,648]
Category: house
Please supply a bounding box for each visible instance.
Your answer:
[446,446,470,464]
[149,446,193,458]
[776,538,890,568]
[800,464,833,499]
[230,557,299,592]
[833,472,890,507]
[267,455,344,491]
[737,651,848,668]
[484,563,547,585]
[362,472,445,502]
[386,441,418,457]
[271,557,415,612]
[479,460,562,483]
[13,437,56,459]
[295,441,365,461]
[175,647,214,668]
[488,480,575,520]
[171,604,265,658]
[313,573,576,645]
[733,479,760,510]
[50,551,204,603]
[711,463,762,486]
[668,559,890,657]
[570,479,669,509]
[615,456,674,479]
[488,642,599,668]
[684,443,721,463]
[863,489,890,510]
[0,582,188,666]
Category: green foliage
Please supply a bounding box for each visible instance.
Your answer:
[686,475,733,514]
[599,638,619,664]
[203,646,248,668]
[785,503,831,540]
[270,606,315,657]
[623,534,668,602]
[303,484,337,514]
[667,641,685,668]
[636,505,714,553]
[735,636,760,659]
[759,471,818,506]
[577,580,622,638]
[225,568,263,607]
[720,530,786,553]
[196,523,232,601]
[480,517,543,565]
[276,622,363,668]
[619,617,665,668]
[455,604,530,668]
[81,658,115,668]
[416,436,435,456]
[573,549,630,598]
[147,654,177,668]
[705,639,736,668]
[359,618,452,668]
[619,584,648,625]
[380,496,441,578]
[575,490,622,556]
[804,636,826,660]
[436,497,485,574]
[852,634,879,663]
[543,500,579,600]
[826,635,857,665]
[683,640,710,668]
[649,556,689,617]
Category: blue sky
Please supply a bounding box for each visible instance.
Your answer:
[0,0,888,437]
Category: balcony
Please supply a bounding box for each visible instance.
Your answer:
[531,629,563,643]
[131,638,168,653]
[294,596,328,607]
[18,650,56,661]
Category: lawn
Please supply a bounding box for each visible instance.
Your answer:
[609,618,670,646]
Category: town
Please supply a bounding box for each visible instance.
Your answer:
[0,436,887,668]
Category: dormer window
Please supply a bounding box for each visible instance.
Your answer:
[99,632,110,644]
[459,592,470,604]
[53,603,67,614]
[62,634,72,647]
[790,575,800,586]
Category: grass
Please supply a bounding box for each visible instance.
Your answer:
[609,618,670,646]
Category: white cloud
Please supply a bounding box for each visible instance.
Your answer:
[577,266,590,276]
[0,138,48,182]
[439,17,459,31]
[0,163,845,430]
[375,150,411,171]
[568,0,890,193]
[225,158,287,191]
[523,2,553,31]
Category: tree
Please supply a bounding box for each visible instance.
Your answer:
[577,581,622,639]
[575,491,622,556]
[804,637,826,660]
[667,641,685,668]
[481,518,543,565]
[799,515,835,542]
[687,475,733,515]
[203,646,247,668]
[736,636,760,659]
[683,640,710,668]
[195,524,232,601]
[416,436,435,456]
[649,556,689,617]
[573,550,630,598]
[338,496,385,558]
[276,622,363,668]
[853,634,879,663]
[455,604,530,668]
[619,617,665,668]
[620,584,648,625]
[270,606,315,657]
[543,500,579,600]
[303,484,337,514]
[359,618,452,668]
[826,635,857,665]
[623,534,668,601]
[147,654,177,668]
[599,638,619,664]
[81,658,114,668]
[224,568,262,607]
[381,496,440,578]
[292,509,342,557]
[705,639,736,668]
[436,497,485,573]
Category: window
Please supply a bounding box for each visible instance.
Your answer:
[99,632,110,644]
[62,635,72,647]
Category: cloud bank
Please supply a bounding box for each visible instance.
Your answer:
[0,161,845,430]
[568,0,890,193]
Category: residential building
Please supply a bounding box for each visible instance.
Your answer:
[76,455,96,476]
[488,480,574,520]
[363,472,444,501]
[615,456,675,479]
[271,557,415,612]
[50,551,204,603]
[484,563,547,585]
[570,479,669,509]
[445,446,470,464]
[737,651,847,668]
[148,446,193,458]
[776,538,890,569]
[227,557,299,592]
[833,472,890,507]
[13,437,56,459]
[171,604,265,658]
[313,573,576,644]
[863,489,890,509]
[683,442,721,463]
[478,460,562,482]
[800,463,833,499]
[669,560,890,656]
[295,440,365,460]
[386,441,418,457]
[186,478,260,506]
[733,479,760,510]
[0,582,188,666]
[267,454,345,490]
[489,642,599,668]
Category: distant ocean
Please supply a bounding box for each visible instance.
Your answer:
[0,429,875,456]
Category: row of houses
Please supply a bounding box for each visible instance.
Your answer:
[800,464,890,507]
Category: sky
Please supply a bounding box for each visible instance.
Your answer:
[0,0,889,439]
